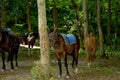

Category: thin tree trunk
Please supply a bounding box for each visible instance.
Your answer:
[35,0,50,79]
[107,0,111,38]
[27,0,31,32]
[82,0,88,38]
[52,0,58,31]
[71,0,81,37]
[97,0,108,59]
[1,0,6,28]
[115,0,118,39]
[14,16,17,32]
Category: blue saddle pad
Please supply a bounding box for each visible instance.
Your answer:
[60,34,77,45]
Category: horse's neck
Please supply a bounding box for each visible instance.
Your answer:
[55,34,64,44]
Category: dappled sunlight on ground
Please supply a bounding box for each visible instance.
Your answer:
[0,47,120,80]
[20,44,40,49]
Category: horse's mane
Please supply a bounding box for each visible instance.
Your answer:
[0,28,19,44]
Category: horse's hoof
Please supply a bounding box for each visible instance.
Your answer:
[88,62,91,67]
[16,67,18,69]
[75,67,78,73]
[66,75,70,79]
[1,69,5,72]
[58,75,61,78]
[11,69,14,72]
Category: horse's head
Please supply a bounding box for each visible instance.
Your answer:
[48,31,58,47]
[27,32,34,42]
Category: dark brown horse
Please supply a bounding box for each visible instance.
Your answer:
[0,28,20,71]
[49,30,80,78]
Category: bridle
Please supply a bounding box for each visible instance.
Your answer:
[49,31,58,47]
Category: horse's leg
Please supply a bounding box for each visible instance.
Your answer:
[74,49,78,73]
[14,50,18,68]
[72,54,75,68]
[9,52,14,71]
[28,45,31,56]
[87,52,91,67]
[57,57,62,77]
[1,52,5,71]
[72,51,78,68]
[64,54,69,78]
[92,50,96,66]
[7,53,10,62]
[31,45,33,55]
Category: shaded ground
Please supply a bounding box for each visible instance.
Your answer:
[0,47,120,80]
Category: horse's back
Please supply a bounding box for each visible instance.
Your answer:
[84,34,97,54]
[0,28,20,48]
[60,34,80,54]
[60,34,80,46]
[90,36,97,51]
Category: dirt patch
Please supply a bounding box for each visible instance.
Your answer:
[0,48,120,80]
[0,59,33,80]
[50,59,120,80]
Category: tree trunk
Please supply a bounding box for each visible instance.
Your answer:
[82,0,88,38]
[115,0,119,39]
[107,0,111,38]
[14,16,17,32]
[33,0,50,79]
[52,0,58,31]
[27,0,31,32]
[71,0,81,37]
[1,0,6,28]
[97,0,108,59]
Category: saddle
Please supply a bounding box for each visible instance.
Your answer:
[60,34,77,45]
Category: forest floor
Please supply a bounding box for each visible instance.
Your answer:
[0,46,120,80]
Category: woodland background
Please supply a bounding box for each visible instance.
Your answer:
[0,0,120,79]
[1,0,120,56]
[0,0,120,37]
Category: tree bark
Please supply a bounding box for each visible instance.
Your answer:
[82,0,88,38]
[52,0,58,31]
[115,0,119,39]
[14,16,17,32]
[97,0,108,59]
[107,0,111,38]
[1,0,6,28]
[27,0,31,32]
[36,0,50,79]
[71,0,81,37]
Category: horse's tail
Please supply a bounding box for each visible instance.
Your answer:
[75,35,80,50]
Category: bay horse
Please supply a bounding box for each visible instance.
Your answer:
[49,29,80,78]
[0,28,20,71]
[84,33,97,66]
